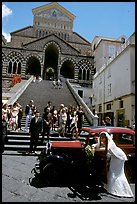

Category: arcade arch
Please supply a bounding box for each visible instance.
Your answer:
[60,59,75,79]
[26,56,41,78]
[43,42,60,80]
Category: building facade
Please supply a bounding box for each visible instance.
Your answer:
[92,32,135,127]
[2,2,94,83]
[91,35,127,72]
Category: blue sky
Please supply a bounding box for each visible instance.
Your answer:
[2,2,135,42]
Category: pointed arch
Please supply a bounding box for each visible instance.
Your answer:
[77,59,92,81]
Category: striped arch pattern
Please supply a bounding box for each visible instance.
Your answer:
[77,59,92,81]
[7,51,24,75]
[25,53,42,64]
[2,52,6,62]
[60,57,77,68]
[2,52,8,75]
[43,41,61,55]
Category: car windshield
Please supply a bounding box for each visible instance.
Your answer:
[113,133,134,145]
[80,130,89,136]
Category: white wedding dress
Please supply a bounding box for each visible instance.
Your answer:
[101,132,134,198]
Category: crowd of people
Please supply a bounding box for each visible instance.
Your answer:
[2,100,85,134]
[2,102,23,131]
[23,100,85,154]
[2,100,85,153]
[23,100,84,137]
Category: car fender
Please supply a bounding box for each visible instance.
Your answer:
[39,154,68,170]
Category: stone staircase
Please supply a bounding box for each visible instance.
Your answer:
[17,80,78,114]
[3,79,91,154]
[4,129,88,154]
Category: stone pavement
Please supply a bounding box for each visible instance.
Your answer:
[2,152,135,202]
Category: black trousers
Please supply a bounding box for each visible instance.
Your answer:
[30,134,39,152]
[41,125,50,141]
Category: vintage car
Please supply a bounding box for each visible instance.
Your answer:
[32,138,108,186]
[31,126,135,186]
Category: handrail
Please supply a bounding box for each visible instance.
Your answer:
[66,79,98,126]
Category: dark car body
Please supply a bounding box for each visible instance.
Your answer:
[32,127,135,185]
[33,139,108,186]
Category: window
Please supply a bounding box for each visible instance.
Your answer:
[107,104,111,110]
[78,69,82,80]
[8,61,12,73]
[18,62,21,74]
[83,69,86,80]
[64,33,67,40]
[108,68,111,78]
[78,90,83,98]
[87,69,90,80]
[89,97,92,104]
[114,133,133,145]
[99,105,102,112]
[13,62,17,74]
[119,100,123,108]
[121,37,125,43]
[108,83,111,96]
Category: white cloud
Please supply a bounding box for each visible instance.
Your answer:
[2,31,11,42]
[2,4,12,42]
[2,4,12,18]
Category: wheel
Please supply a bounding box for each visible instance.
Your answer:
[42,163,62,185]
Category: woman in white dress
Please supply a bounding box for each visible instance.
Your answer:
[99,132,134,198]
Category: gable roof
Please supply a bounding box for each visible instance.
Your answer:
[23,33,81,53]
[10,26,33,35]
[73,32,91,45]
[32,2,75,21]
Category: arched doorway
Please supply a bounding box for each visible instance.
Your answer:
[26,56,41,78]
[46,67,55,80]
[60,60,74,79]
[43,44,59,80]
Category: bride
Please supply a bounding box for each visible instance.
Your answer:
[99,132,134,198]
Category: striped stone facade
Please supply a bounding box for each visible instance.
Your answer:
[2,2,94,84]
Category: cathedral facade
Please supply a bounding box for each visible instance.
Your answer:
[2,2,94,84]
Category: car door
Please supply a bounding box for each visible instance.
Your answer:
[93,135,108,184]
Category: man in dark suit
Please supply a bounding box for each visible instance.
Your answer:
[28,111,42,154]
